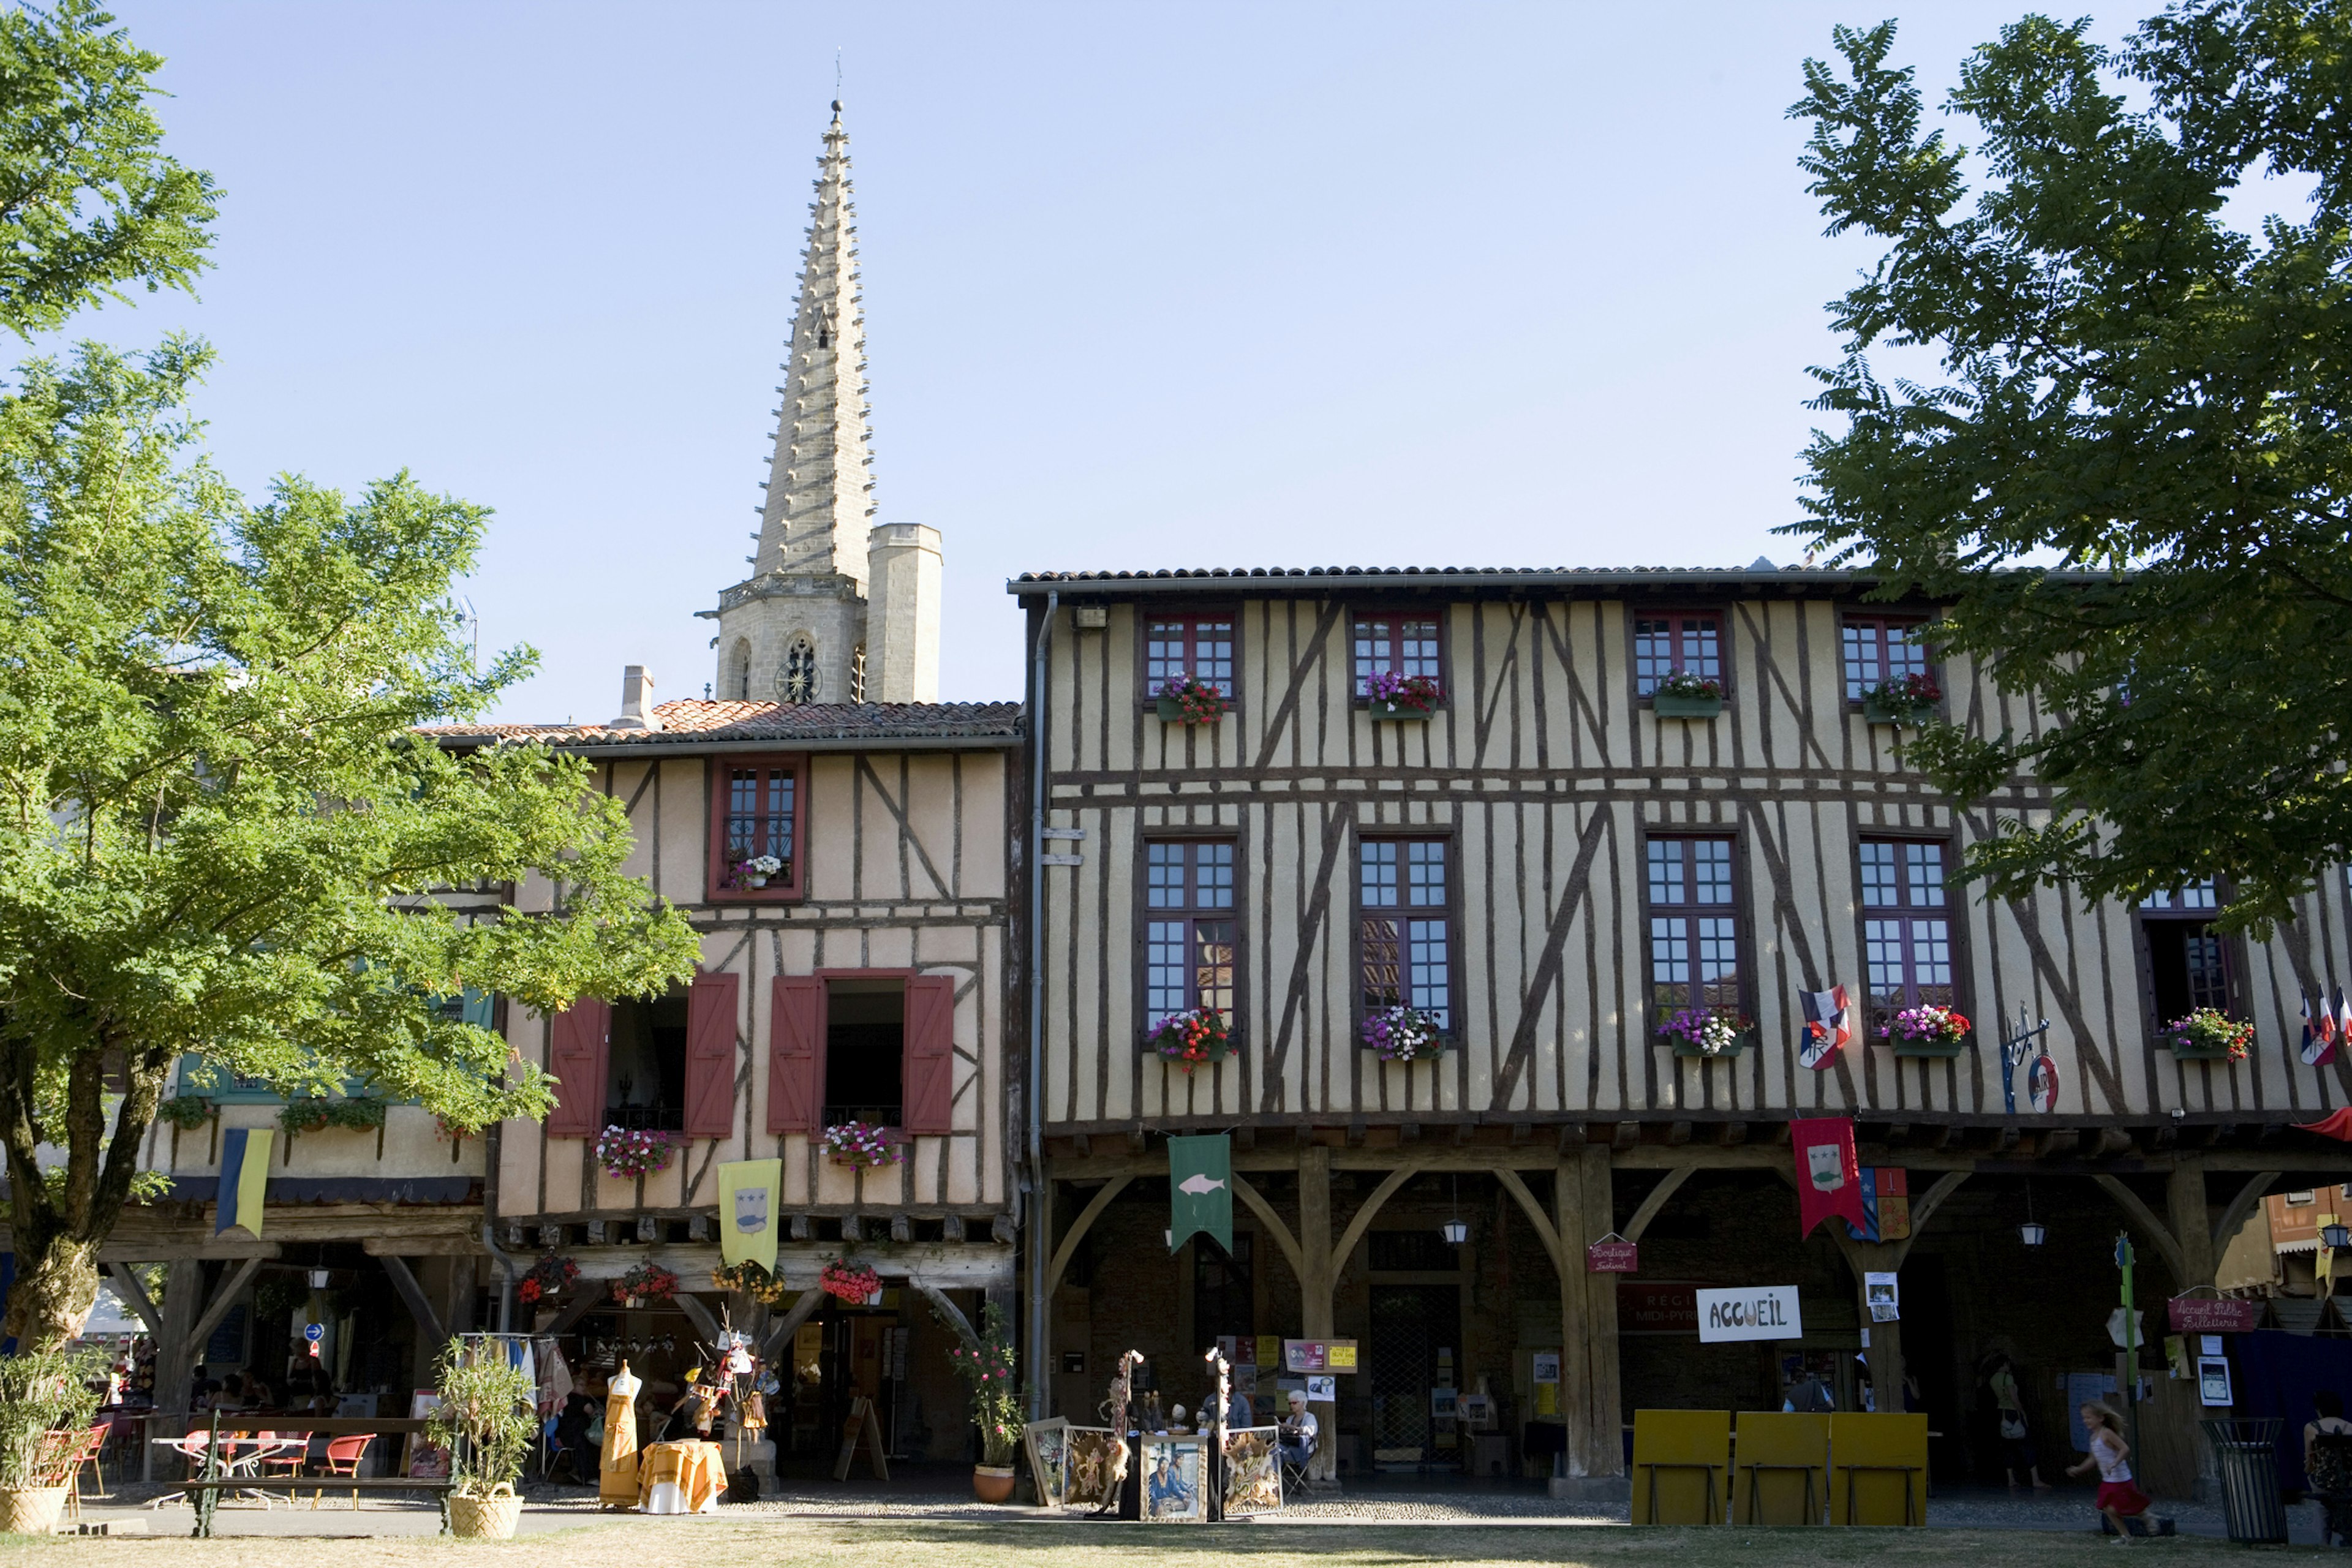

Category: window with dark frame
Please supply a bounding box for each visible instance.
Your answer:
[710,756,802,899]
[1352,616,1441,696]
[1144,839,1236,1022]
[1860,839,1956,1033]
[2138,880,2231,1028]
[1634,614,1724,697]
[605,985,688,1132]
[1359,838,1452,1029]
[1842,616,1929,700]
[823,978,905,1128]
[1144,615,1237,699]
[1645,837,1741,1020]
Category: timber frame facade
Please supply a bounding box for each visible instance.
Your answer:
[1012,565,2352,1495]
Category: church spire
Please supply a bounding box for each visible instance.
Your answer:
[754,99,874,590]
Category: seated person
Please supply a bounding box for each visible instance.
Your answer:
[1278,1389,1318,1471]
[549,1393,598,1483]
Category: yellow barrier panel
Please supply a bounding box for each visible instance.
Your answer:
[1829,1412,1928,1526]
[1732,1411,1829,1525]
[1632,1409,1731,1525]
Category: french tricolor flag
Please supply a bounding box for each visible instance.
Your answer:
[1800,985,1852,1070]
[2304,993,2338,1068]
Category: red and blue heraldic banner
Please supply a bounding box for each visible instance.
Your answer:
[1790,1117,1867,1237]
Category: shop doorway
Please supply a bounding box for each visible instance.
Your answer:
[1368,1284,1461,1470]
[780,1301,915,1469]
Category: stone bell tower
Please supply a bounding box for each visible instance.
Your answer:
[705,100,940,704]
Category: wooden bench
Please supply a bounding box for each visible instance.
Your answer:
[181,1476,459,1537]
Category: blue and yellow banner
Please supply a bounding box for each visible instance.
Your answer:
[718,1158,782,1271]
[216,1128,273,1235]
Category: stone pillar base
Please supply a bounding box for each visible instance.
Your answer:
[1548,1474,1630,1504]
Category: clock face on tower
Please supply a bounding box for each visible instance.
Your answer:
[780,638,818,705]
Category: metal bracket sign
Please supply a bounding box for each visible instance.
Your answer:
[1999,1004,2056,1114]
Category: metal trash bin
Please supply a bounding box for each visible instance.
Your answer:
[2202,1418,2288,1545]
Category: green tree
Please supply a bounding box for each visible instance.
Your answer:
[0,0,217,335]
[0,342,701,1348]
[1786,2,2352,931]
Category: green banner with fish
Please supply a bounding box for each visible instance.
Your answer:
[1167,1133,1232,1255]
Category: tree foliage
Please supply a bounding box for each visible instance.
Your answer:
[0,0,217,335]
[0,342,701,1345]
[1786,1,2352,932]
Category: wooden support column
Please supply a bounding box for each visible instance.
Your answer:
[145,1258,203,1481]
[1576,1145,1621,1482]
[1297,1145,1337,1482]
[2165,1159,2217,1289]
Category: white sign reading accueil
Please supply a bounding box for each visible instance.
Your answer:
[1695,1285,1803,1343]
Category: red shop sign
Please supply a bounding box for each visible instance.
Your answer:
[2166,1295,2258,1334]
[1587,1241,1640,1273]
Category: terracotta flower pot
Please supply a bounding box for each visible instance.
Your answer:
[971,1464,1017,1504]
[449,1484,523,1540]
[0,1486,68,1535]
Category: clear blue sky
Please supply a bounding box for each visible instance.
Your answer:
[81,2,2132,720]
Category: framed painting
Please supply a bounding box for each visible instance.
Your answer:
[1064,1426,1123,1512]
[1139,1432,1207,1523]
[1221,1425,1284,1517]
[1023,1417,1071,1508]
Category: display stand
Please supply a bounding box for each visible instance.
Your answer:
[831,1395,889,1481]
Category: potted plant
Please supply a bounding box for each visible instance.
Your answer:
[1155,673,1229,725]
[824,1118,904,1169]
[0,1345,102,1534]
[1861,671,1941,725]
[1657,1005,1753,1057]
[156,1093,213,1131]
[1883,1002,1972,1057]
[514,1253,578,1310]
[609,1261,679,1309]
[424,1342,537,1539]
[278,1096,386,1137]
[940,1300,1024,1503]
[820,1258,884,1305]
[1363,669,1442,720]
[1361,1005,1447,1061]
[1651,669,1725,718]
[1145,1006,1233,1072]
[595,1125,676,1179]
[731,853,783,889]
[2162,1007,2253,1061]
[711,1259,792,1306]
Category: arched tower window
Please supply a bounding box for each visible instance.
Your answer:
[780,636,819,705]
[726,640,753,701]
[816,318,832,350]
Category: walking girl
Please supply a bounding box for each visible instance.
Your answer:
[2067,1401,2152,1542]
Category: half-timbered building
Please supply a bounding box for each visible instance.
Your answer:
[1012,565,2352,1497]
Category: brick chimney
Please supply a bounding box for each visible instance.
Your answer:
[609,665,662,730]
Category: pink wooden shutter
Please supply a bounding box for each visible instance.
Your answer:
[900,976,957,1135]
[767,976,825,1134]
[544,999,611,1136]
[683,971,742,1139]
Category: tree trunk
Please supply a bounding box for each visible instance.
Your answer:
[1,1226,102,1347]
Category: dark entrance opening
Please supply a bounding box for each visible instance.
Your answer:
[1367,1283,1461,1471]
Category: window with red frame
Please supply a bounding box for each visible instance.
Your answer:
[709,758,802,898]
[1634,613,1724,697]
[1144,840,1235,1022]
[1646,837,1741,1019]
[1359,838,1452,1029]
[1144,615,1237,699]
[1842,616,1929,700]
[1860,839,1956,1033]
[1352,616,1441,697]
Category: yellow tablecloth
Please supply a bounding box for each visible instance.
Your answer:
[637,1440,726,1514]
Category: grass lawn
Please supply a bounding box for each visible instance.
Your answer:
[0,1520,2337,1568]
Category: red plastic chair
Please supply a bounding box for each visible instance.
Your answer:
[314,1434,375,1510]
[257,1429,311,1481]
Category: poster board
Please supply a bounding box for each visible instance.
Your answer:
[831,1393,889,1481]
[1138,1432,1206,1521]
[1065,1427,1123,1512]
[1023,1417,1071,1508]
[403,1391,448,1479]
[1221,1426,1283,1517]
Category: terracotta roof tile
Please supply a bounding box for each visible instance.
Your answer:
[421,699,1023,749]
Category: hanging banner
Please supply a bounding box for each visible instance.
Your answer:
[215,1128,274,1237]
[1845,1168,1911,1243]
[1167,1134,1232,1255]
[1790,1117,1867,1238]
[718,1158,782,1272]
[1798,986,1852,1069]
[1696,1284,1803,1343]
[2305,992,2342,1068]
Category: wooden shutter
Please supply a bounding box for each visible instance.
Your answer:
[544,999,611,1137]
[683,971,742,1139]
[900,975,957,1136]
[767,976,825,1134]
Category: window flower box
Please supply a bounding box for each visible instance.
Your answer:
[1651,670,1724,718]
[1657,1006,1752,1057]
[1883,1003,1971,1057]
[1861,673,1942,726]
[823,1119,904,1169]
[595,1125,677,1179]
[1155,673,1229,725]
[2161,1008,2251,1061]
[1360,1006,1447,1061]
[1145,1006,1233,1072]
[1363,671,1442,719]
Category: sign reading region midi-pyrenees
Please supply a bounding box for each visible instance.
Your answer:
[1694,1285,1804,1343]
